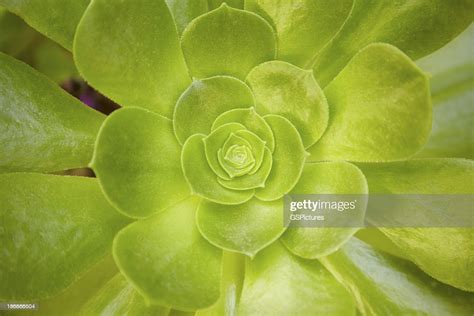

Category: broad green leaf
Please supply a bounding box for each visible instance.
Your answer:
[92,107,190,218]
[321,239,474,315]
[0,52,104,173]
[212,107,275,152]
[0,8,36,56]
[113,197,222,311]
[355,229,407,260]
[0,0,90,50]
[5,255,118,316]
[0,173,129,300]
[416,25,474,159]
[417,77,474,159]
[173,76,254,145]
[245,0,352,67]
[74,0,190,117]
[204,123,247,180]
[358,159,474,291]
[311,0,474,87]
[281,161,368,259]
[181,134,254,204]
[33,40,78,84]
[218,147,272,190]
[246,60,329,147]
[417,24,474,80]
[238,241,355,315]
[165,0,208,35]
[255,115,306,201]
[197,198,285,256]
[208,0,243,9]
[308,43,431,162]
[181,4,276,80]
[196,251,245,316]
[80,274,170,316]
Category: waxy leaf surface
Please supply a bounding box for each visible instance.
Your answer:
[0,173,129,300]
[81,274,170,315]
[197,198,285,256]
[75,0,190,117]
[417,25,474,159]
[308,43,431,162]
[0,0,90,50]
[92,107,190,218]
[311,0,474,87]
[245,0,352,67]
[113,197,222,311]
[321,239,474,315]
[181,4,276,80]
[358,159,474,291]
[238,242,355,315]
[0,53,104,173]
[247,61,328,147]
[255,115,306,201]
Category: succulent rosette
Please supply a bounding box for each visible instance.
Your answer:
[1,0,473,315]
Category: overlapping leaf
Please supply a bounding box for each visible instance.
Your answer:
[358,159,474,291]
[321,239,474,315]
[92,107,190,218]
[0,173,129,300]
[0,53,104,173]
[74,0,190,117]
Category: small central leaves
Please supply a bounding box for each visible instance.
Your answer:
[219,133,255,177]
[224,145,254,168]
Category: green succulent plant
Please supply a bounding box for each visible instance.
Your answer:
[0,0,473,315]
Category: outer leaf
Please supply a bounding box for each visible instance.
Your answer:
[74,0,190,117]
[246,60,329,147]
[173,76,254,145]
[0,0,89,50]
[165,0,208,35]
[113,197,222,311]
[417,75,474,159]
[197,198,285,256]
[417,25,474,80]
[0,8,36,57]
[308,43,431,162]
[238,241,355,315]
[181,134,254,205]
[416,25,474,159]
[212,107,275,152]
[0,52,104,173]
[311,0,474,87]
[208,0,243,9]
[195,251,245,316]
[321,239,474,315]
[80,274,170,316]
[0,173,129,300]
[92,107,190,218]
[358,159,474,291]
[245,0,352,67]
[181,4,276,80]
[281,162,368,259]
[255,115,306,201]
[4,256,119,316]
[355,228,407,260]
